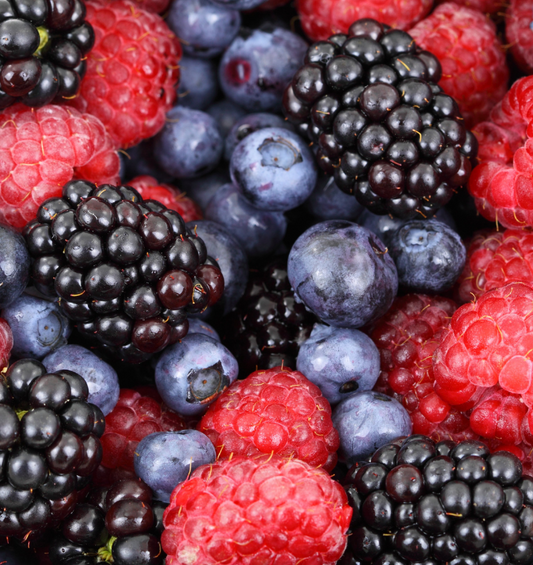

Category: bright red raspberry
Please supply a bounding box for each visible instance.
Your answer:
[129,0,170,12]
[0,104,120,230]
[100,388,187,472]
[435,0,504,14]
[371,294,479,443]
[409,3,508,128]
[433,282,533,446]
[296,0,432,41]
[468,76,533,230]
[506,0,533,75]
[162,456,352,565]
[456,229,533,304]
[65,0,181,149]
[0,318,13,371]
[128,175,202,222]
[198,367,340,471]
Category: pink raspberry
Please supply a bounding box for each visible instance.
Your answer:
[0,318,13,371]
[435,0,504,14]
[506,0,533,75]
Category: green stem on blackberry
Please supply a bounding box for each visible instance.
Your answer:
[97,536,117,563]
[34,27,50,56]
[15,409,28,420]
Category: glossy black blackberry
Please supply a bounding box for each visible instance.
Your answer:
[0,0,94,108]
[283,18,477,220]
[341,436,533,565]
[0,358,104,544]
[25,180,224,363]
[49,477,166,565]
[221,257,316,377]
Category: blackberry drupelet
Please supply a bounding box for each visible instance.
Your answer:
[49,477,166,565]
[282,18,478,220]
[221,257,316,377]
[0,358,105,545]
[342,435,533,565]
[0,0,94,107]
[25,180,224,364]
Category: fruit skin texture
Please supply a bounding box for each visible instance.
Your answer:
[433,282,533,447]
[296,0,433,41]
[468,75,533,229]
[100,388,187,473]
[409,2,509,128]
[506,0,533,75]
[162,455,352,565]
[0,317,13,371]
[66,0,181,149]
[199,367,340,471]
[0,104,119,230]
[0,225,29,308]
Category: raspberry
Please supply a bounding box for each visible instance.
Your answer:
[296,0,433,42]
[409,3,508,128]
[0,317,13,371]
[433,282,533,446]
[370,294,479,443]
[436,0,504,14]
[468,76,533,229]
[506,0,533,75]
[456,229,533,304]
[100,388,187,472]
[130,0,171,13]
[162,455,352,565]
[0,103,120,231]
[128,175,202,223]
[198,367,340,471]
[65,0,181,149]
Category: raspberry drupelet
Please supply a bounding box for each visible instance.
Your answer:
[0,318,13,371]
[506,0,533,76]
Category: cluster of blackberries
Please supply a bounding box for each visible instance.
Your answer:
[0,0,94,107]
[25,180,224,363]
[341,436,533,565]
[283,18,477,220]
[0,359,104,544]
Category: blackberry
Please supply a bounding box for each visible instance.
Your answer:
[342,436,533,565]
[221,257,316,377]
[24,180,224,364]
[49,477,166,565]
[0,358,104,545]
[0,0,94,108]
[282,18,478,220]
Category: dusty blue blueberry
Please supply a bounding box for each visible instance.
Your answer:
[177,56,219,110]
[297,324,380,405]
[134,430,216,502]
[288,220,398,328]
[180,168,230,213]
[388,219,466,294]
[230,127,317,211]
[0,225,30,309]
[305,175,363,221]
[332,391,412,465]
[188,318,221,342]
[205,183,287,258]
[186,220,248,316]
[1,294,72,360]
[120,141,174,184]
[224,112,293,161]
[155,333,238,417]
[207,99,247,138]
[166,0,241,58]
[43,345,119,415]
[154,107,223,179]
[219,28,307,112]
[209,0,267,9]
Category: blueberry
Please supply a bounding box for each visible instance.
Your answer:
[205,183,287,258]
[0,224,30,309]
[1,294,72,360]
[287,220,398,328]
[134,430,216,502]
[333,391,412,464]
[153,106,223,179]
[187,318,221,342]
[305,174,363,221]
[206,98,247,138]
[155,333,238,417]
[120,141,174,184]
[297,323,381,405]
[177,55,219,110]
[166,0,241,58]
[43,344,119,415]
[388,219,466,294]
[186,220,248,316]
[230,127,317,212]
[209,0,268,9]
[180,168,231,213]
[219,27,308,112]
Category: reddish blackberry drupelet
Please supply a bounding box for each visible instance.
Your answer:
[282,18,477,220]
[343,435,533,565]
[24,180,224,363]
[0,0,94,108]
[0,358,105,544]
